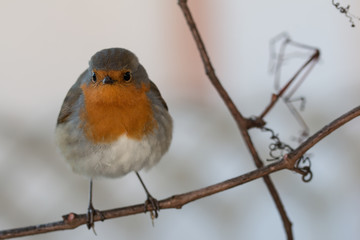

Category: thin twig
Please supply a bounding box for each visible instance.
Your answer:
[260,45,320,120]
[177,0,294,239]
[287,105,360,163]
[332,0,360,27]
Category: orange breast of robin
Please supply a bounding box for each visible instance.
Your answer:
[80,80,157,143]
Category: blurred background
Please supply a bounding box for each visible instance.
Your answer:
[0,0,359,239]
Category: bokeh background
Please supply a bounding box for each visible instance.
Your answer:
[0,0,359,239]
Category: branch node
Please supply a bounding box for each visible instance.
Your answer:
[62,213,78,223]
[246,116,266,129]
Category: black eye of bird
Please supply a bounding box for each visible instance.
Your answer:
[123,71,131,81]
[92,72,97,83]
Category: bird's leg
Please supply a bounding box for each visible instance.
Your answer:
[87,179,104,234]
[87,179,96,231]
[135,171,160,222]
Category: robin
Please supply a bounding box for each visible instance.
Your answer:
[55,48,173,229]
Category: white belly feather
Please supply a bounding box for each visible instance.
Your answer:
[55,105,172,178]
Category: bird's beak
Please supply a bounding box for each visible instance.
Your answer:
[102,76,114,85]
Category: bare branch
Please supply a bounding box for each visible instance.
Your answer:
[0,160,286,239]
[177,0,294,238]
[1,105,359,239]
[287,105,360,163]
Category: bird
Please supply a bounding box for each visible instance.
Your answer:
[55,48,173,229]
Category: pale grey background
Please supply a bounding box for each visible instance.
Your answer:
[0,0,359,239]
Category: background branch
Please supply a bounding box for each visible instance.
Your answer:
[177,0,294,238]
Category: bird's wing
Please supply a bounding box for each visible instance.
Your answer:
[149,80,168,111]
[57,70,88,125]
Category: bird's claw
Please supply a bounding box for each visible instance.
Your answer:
[87,203,104,234]
[144,194,160,222]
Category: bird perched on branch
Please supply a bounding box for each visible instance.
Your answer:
[55,48,173,229]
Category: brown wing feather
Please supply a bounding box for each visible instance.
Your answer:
[149,80,168,111]
[57,70,87,125]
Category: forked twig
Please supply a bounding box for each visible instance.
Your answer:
[260,34,320,122]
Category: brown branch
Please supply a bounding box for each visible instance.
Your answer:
[1,105,359,239]
[0,160,285,239]
[177,0,294,239]
[287,105,360,164]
